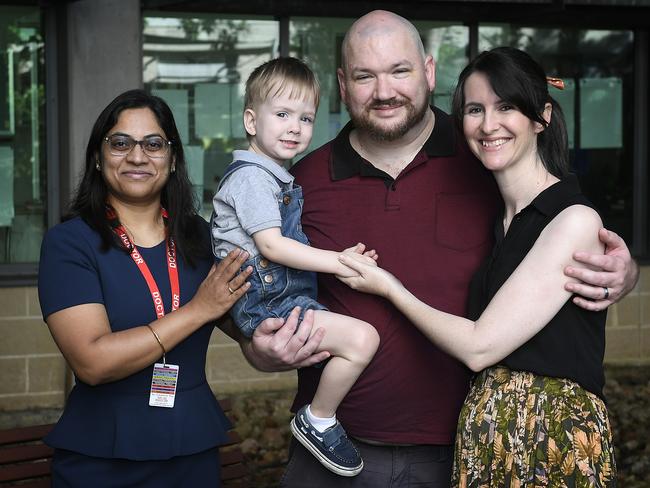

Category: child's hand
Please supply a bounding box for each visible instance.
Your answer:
[337,253,399,299]
[363,249,379,261]
[336,243,378,278]
[344,242,379,262]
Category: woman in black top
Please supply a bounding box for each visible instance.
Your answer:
[339,47,616,487]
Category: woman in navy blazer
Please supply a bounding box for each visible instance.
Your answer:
[38,89,252,487]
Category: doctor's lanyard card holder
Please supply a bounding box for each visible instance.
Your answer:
[150,362,179,408]
[148,324,178,408]
[106,205,180,408]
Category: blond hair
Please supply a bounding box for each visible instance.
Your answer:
[245,57,320,113]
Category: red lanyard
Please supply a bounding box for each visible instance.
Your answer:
[106,206,180,318]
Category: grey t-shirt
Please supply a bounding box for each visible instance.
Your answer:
[211,150,294,259]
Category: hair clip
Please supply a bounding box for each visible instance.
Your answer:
[546,77,565,90]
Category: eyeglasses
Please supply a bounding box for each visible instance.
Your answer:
[104,134,172,158]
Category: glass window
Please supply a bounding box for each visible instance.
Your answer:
[478,25,635,243]
[289,17,353,152]
[411,21,469,114]
[0,6,46,264]
[143,13,279,219]
[289,18,468,151]
[143,14,468,218]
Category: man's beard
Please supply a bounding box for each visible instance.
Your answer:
[346,95,429,142]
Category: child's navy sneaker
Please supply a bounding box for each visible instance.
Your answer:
[290,405,363,477]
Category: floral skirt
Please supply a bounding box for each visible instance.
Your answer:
[452,366,616,487]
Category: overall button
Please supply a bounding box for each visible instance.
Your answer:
[283,195,292,205]
[259,258,269,268]
[264,274,274,284]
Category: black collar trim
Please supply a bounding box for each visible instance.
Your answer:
[329,106,457,181]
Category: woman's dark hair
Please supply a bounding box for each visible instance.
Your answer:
[67,89,208,266]
[451,47,569,178]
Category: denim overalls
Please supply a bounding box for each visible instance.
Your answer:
[215,160,326,338]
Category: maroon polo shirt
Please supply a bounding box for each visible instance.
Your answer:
[290,107,500,445]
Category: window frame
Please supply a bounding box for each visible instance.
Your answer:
[0,5,57,287]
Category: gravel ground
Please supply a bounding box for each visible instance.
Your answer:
[232,365,650,487]
[1,365,647,486]
[604,366,650,488]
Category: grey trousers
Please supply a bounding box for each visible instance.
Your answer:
[280,438,453,488]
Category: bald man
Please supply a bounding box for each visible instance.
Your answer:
[238,10,638,487]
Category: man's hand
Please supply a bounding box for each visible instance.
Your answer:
[240,308,329,372]
[565,228,639,311]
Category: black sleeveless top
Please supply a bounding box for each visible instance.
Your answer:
[467,175,607,399]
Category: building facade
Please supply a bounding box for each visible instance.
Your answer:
[0,0,649,412]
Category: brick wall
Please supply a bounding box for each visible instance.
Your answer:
[604,265,650,363]
[1,265,649,412]
[0,288,67,410]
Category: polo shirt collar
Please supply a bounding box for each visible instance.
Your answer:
[528,173,582,217]
[232,149,294,184]
[329,106,457,181]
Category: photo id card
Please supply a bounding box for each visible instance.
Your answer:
[149,363,179,408]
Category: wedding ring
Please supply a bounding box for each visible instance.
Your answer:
[228,285,235,294]
[603,287,609,300]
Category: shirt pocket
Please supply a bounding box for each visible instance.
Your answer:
[436,193,494,251]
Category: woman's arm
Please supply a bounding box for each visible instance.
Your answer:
[564,227,639,310]
[339,205,604,372]
[46,249,252,385]
[253,227,375,277]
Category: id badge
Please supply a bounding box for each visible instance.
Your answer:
[149,363,179,408]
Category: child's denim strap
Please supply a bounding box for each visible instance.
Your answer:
[217,160,289,192]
